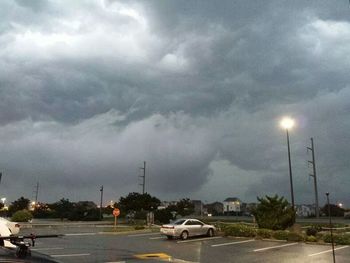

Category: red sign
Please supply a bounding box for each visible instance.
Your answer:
[113,208,120,217]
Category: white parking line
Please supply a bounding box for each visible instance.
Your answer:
[32,247,64,251]
[211,239,255,247]
[308,246,349,257]
[127,233,160,237]
[65,233,97,236]
[177,237,222,243]
[50,253,91,257]
[149,236,164,240]
[253,242,298,252]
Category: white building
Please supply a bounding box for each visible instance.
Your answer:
[296,205,313,217]
[223,197,241,215]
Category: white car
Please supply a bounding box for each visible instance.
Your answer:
[0,218,20,248]
[160,218,215,240]
[0,217,20,235]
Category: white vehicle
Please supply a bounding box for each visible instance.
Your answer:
[0,217,20,235]
[0,218,20,248]
[160,218,215,240]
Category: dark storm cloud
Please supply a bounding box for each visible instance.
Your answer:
[0,0,350,206]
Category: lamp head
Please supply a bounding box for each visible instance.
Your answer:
[280,117,295,130]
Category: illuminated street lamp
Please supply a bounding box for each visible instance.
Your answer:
[280,117,295,209]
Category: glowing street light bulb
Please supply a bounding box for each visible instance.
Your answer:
[280,117,295,130]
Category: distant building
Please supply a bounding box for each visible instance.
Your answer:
[205,202,224,216]
[296,204,313,217]
[223,197,242,215]
[191,200,204,216]
[158,201,178,210]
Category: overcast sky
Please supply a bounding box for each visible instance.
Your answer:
[0,0,349,208]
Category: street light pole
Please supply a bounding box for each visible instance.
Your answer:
[100,185,104,220]
[280,117,295,209]
[326,192,336,263]
[286,129,295,209]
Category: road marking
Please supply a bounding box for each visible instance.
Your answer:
[253,242,298,252]
[51,253,91,257]
[308,246,349,257]
[177,237,222,243]
[65,233,97,236]
[211,239,255,247]
[32,247,64,251]
[134,253,171,260]
[149,236,164,240]
[128,232,160,237]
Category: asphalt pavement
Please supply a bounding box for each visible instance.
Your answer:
[18,224,350,263]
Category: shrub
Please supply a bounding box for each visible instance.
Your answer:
[252,195,295,230]
[222,224,257,237]
[323,233,350,245]
[134,225,145,230]
[273,230,289,240]
[11,209,33,222]
[257,228,274,239]
[287,232,304,242]
[154,209,173,224]
[305,236,317,242]
[306,227,318,236]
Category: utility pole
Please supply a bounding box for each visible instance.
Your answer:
[0,172,2,185]
[307,137,319,218]
[326,193,336,263]
[34,182,39,203]
[139,161,146,194]
[100,185,104,220]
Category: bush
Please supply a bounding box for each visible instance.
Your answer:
[323,233,350,245]
[287,232,304,242]
[273,230,289,240]
[222,224,257,237]
[11,209,33,222]
[306,227,318,236]
[305,235,317,242]
[134,225,145,230]
[252,195,295,230]
[257,228,274,239]
[154,209,173,224]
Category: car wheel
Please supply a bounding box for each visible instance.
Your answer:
[180,231,189,240]
[207,228,214,237]
[166,235,173,240]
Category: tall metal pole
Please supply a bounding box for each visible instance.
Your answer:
[286,129,295,208]
[140,161,146,194]
[326,192,336,263]
[100,185,104,220]
[35,182,39,203]
[307,138,319,218]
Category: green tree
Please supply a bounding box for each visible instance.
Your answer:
[119,192,161,214]
[175,198,194,216]
[8,197,30,215]
[49,198,74,220]
[252,195,295,230]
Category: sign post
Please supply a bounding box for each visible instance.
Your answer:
[113,208,120,230]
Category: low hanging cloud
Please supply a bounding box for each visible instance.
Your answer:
[0,0,349,206]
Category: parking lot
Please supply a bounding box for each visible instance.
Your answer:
[19,225,350,263]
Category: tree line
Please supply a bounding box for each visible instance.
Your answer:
[0,192,194,223]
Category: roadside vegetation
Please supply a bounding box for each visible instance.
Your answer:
[217,195,350,245]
